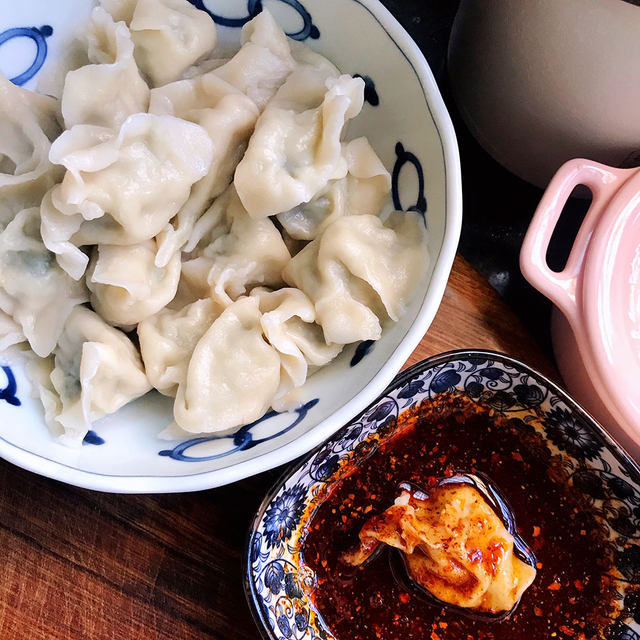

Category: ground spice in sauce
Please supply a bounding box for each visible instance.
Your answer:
[302,393,619,640]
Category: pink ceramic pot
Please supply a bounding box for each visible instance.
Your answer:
[521,159,640,460]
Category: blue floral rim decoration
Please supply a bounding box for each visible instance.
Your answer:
[0,25,52,86]
[245,349,640,640]
[189,0,320,40]
[350,340,375,367]
[392,141,427,221]
[159,398,319,462]
[0,366,20,407]
[353,74,379,107]
[82,430,105,446]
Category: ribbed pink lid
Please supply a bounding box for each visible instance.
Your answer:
[581,170,640,441]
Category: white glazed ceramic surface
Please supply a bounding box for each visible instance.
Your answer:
[0,0,461,492]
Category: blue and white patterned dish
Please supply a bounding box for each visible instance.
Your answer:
[0,0,461,492]
[246,349,640,640]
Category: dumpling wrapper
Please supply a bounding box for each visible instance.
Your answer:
[43,112,214,280]
[181,185,291,307]
[29,307,151,446]
[212,10,297,111]
[234,70,364,218]
[343,484,537,614]
[0,310,24,352]
[283,211,427,345]
[250,287,342,408]
[61,7,149,130]
[0,74,63,229]
[138,298,220,397]
[0,208,88,358]
[173,296,281,434]
[100,0,217,87]
[87,240,181,328]
[277,136,392,241]
[149,72,259,266]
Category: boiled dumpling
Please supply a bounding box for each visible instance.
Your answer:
[0,208,89,358]
[42,306,150,445]
[342,137,393,217]
[61,7,149,130]
[343,484,537,613]
[277,137,391,241]
[48,113,214,249]
[138,298,220,396]
[283,212,427,344]
[98,0,137,22]
[234,71,365,218]
[0,310,24,352]
[182,186,291,307]
[0,75,63,229]
[40,188,89,281]
[212,10,297,111]
[86,240,182,327]
[250,287,342,405]
[101,0,217,87]
[173,296,281,433]
[212,11,339,111]
[25,354,64,436]
[149,72,259,266]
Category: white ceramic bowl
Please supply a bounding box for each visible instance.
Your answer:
[0,0,461,493]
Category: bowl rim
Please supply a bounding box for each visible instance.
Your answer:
[243,347,640,640]
[0,0,462,494]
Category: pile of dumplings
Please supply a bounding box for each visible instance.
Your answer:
[0,0,427,447]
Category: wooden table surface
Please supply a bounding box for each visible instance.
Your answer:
[0,256,555,640]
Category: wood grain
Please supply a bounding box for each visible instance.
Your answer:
[404,256,558,380]
[0,257,554,640]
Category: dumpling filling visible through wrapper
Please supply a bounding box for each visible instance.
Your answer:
[343,483,537,614]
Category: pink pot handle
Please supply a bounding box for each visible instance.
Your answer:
[520,159,631,326]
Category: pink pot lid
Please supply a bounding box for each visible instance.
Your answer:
[581,169,640,432]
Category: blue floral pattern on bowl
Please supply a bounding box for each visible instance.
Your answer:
[0,366,20,407]
[246,350,640,640]
[0,25,53,85]
[189,0,320,40]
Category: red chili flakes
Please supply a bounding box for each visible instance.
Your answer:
[559,625,575,636]
[548,580,562,591]
[573,580,584,591]
[511,452,523,462]
[533,607,543,617]
[536,561,543,570]
[430,632,441,640]
[533,525,541,537]
[398,592,410,604]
